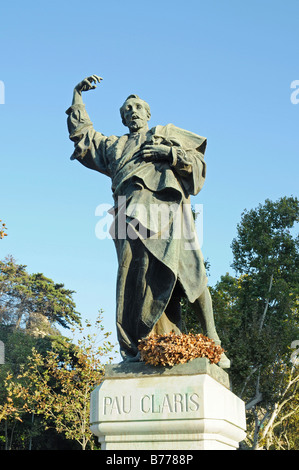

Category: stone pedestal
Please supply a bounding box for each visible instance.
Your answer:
[90,358,246,450]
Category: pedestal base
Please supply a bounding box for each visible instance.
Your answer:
[90,358,246,450]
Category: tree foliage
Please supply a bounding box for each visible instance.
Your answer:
[0,314,115,450]
[9,314,114,449]
[0,325,77,449]
[184,196,299,449]
[0,255,114,449]
[0,220,7,239]
[0,257,81,333]
[217,197,299,449]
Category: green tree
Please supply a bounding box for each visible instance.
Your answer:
[0,326,82,449]
[184,196,299,449]
[6,313,115,450]
[220,197,299,449]
[211,274,299,450]
[0,257,82,449]
[0,256,81,332]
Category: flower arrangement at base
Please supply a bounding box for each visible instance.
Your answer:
[138,331,224,367]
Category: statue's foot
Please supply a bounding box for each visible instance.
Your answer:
[210,337,230,369]
[120,352,141,363]
[218,352,231,369]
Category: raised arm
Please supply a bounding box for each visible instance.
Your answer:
[66,75,111,176]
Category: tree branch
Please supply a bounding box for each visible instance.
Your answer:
[258,273,273,334]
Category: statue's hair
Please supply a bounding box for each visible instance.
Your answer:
[120,94,151,126]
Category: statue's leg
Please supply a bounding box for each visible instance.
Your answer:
[115,234,176,363]
[150,293,182,335]
[190,286,220,342]
[191,287,230,369]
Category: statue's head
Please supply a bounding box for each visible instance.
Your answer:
[120,94,151,132]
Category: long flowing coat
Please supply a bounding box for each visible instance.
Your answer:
[66,103,208,358]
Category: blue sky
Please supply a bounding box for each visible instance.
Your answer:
[1,0,298,356]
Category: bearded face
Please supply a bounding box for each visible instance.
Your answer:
[120,97,151,132]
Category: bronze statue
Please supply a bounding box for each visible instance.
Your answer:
[66,75,230,368]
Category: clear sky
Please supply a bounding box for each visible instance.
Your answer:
[1,0,298,356]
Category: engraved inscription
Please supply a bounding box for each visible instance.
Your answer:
[103,395,132,414]
[102,392,200,415]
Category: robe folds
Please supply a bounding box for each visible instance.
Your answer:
[66,103,208,359]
